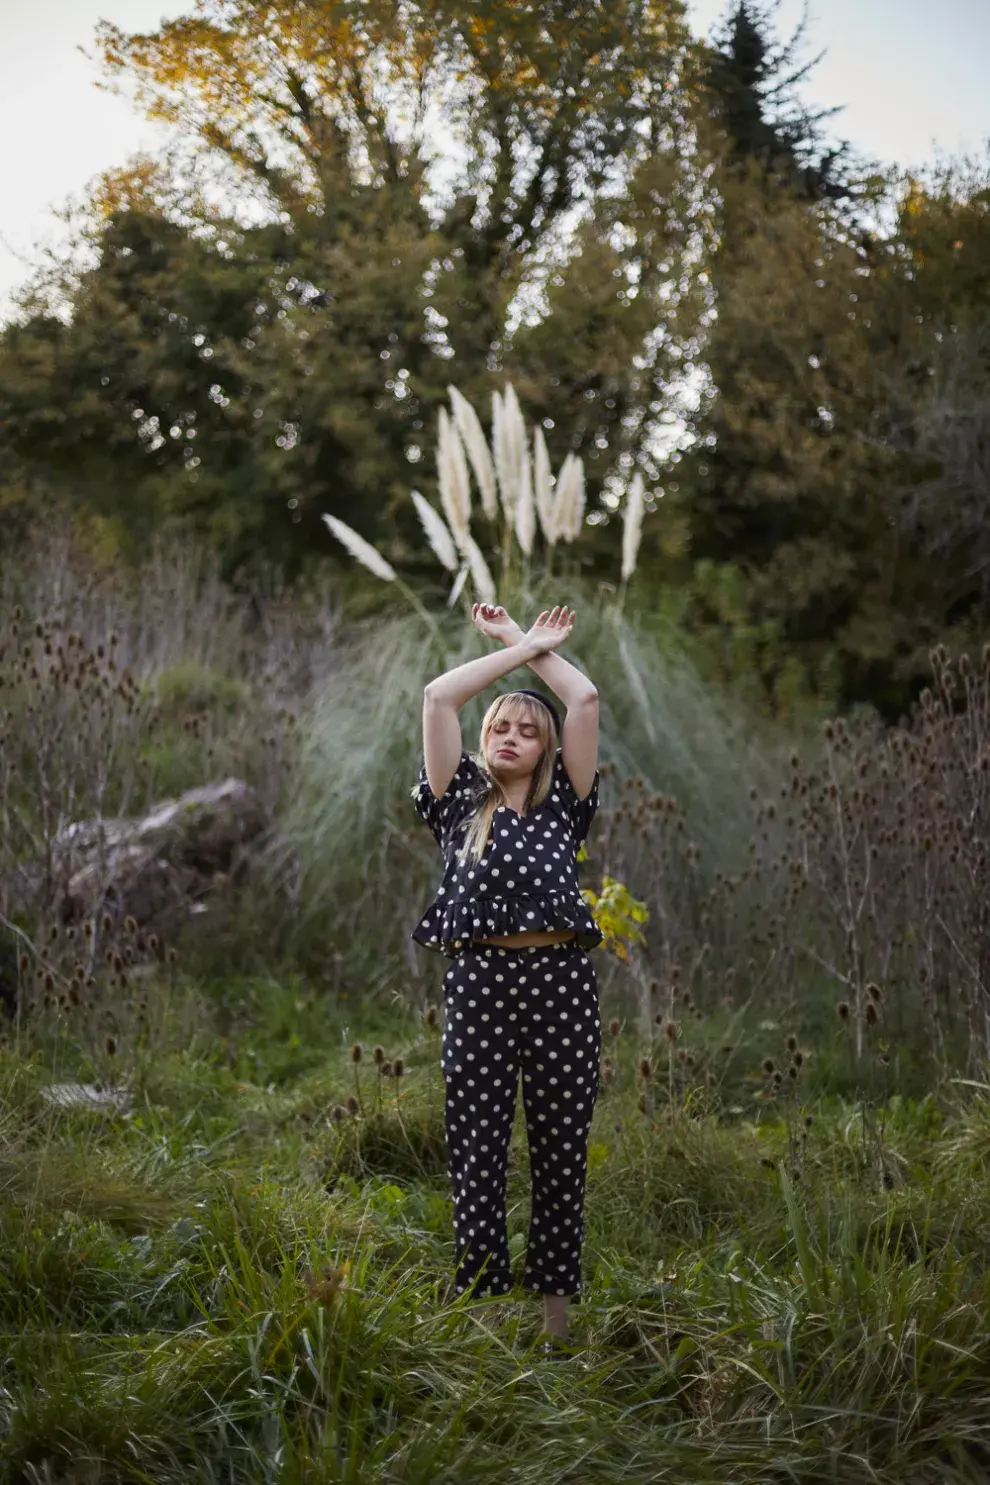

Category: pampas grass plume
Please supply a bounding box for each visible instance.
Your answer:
[437,407,471,550]
[321,514,396,583]
[411,491,459,573]
[514,434,536,555]
[621,471,645,581]
[554,453,585,543]
[448,385,499,520]
[533,425,556,544]
[462,533,497,604]
[492,390,515,519]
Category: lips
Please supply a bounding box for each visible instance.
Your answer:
[497,748,517,758]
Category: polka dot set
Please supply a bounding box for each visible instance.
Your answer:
[412,746,604,1299]
[411,748,604,957]
[440,939,602,1297]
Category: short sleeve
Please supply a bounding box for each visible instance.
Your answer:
[412,752,483,850]
[553,747,600,844]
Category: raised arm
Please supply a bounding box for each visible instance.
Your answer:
[471,603,599,800]
[422,635,545,800]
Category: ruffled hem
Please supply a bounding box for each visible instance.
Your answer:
[412,891,604,957]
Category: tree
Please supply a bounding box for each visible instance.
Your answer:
[665,3,990,716]
[0,0,709,573]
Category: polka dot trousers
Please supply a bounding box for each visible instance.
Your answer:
[440,939,602,1299]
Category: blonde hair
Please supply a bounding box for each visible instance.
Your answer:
[457,693,557,866]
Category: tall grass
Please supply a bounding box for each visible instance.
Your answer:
[272,573,779,988]
[5,984,990,1484]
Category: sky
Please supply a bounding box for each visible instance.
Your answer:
[1,0,988,322]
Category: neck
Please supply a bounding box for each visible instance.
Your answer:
[502,780,532,814]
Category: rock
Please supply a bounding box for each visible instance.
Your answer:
[45,778,269,935]
[41,1082,133,1113]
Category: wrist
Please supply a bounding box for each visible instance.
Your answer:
[509,635,542,663]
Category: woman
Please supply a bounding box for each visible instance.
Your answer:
[411,602,603,1346]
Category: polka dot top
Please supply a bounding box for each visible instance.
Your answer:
[411,747,604,957]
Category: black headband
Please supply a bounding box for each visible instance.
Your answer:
[511,688,562,738]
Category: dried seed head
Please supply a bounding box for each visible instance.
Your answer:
[105,1035,117,1056]
[381,1060,393,1077]
[865,1001,879,1027]
[350,1043,363,1064]
[804,1114,813,1129]
[638,1057,652,1080]
[425,1005,438,1027]
[788,1064,798,1080]
[166,947,178,964]
[372,1045,385,1065]
[837,1001,850,1021]
[331,1104,346,1123]
[393,1057,404,1078]
[124,916,137,936]
[773,1070,783,1086]
[346,1094,360,1113]
[786,1034,798,1052]
[866,981,883,1003]
[602,1062,614,1084]
[762,1058,775,1075]
[608,1018,621,1037]
[676,1047,687,1064]
[664,1020,678,1042]
[18,952,29,973]
[101,913,113,933]
[792,1050,804,1068]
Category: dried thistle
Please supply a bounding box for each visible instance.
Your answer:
[350,1043,364,1064]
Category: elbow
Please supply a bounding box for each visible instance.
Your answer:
[574,687,599,706]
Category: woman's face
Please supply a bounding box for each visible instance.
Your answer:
[484,705,545,784]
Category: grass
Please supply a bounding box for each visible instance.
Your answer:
[3,978,990,1484]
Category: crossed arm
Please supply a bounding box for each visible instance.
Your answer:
[422,605,598,802]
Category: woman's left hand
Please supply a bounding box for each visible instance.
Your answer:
[472,603,525,646]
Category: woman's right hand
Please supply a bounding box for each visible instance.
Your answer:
[523,607,575,654]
